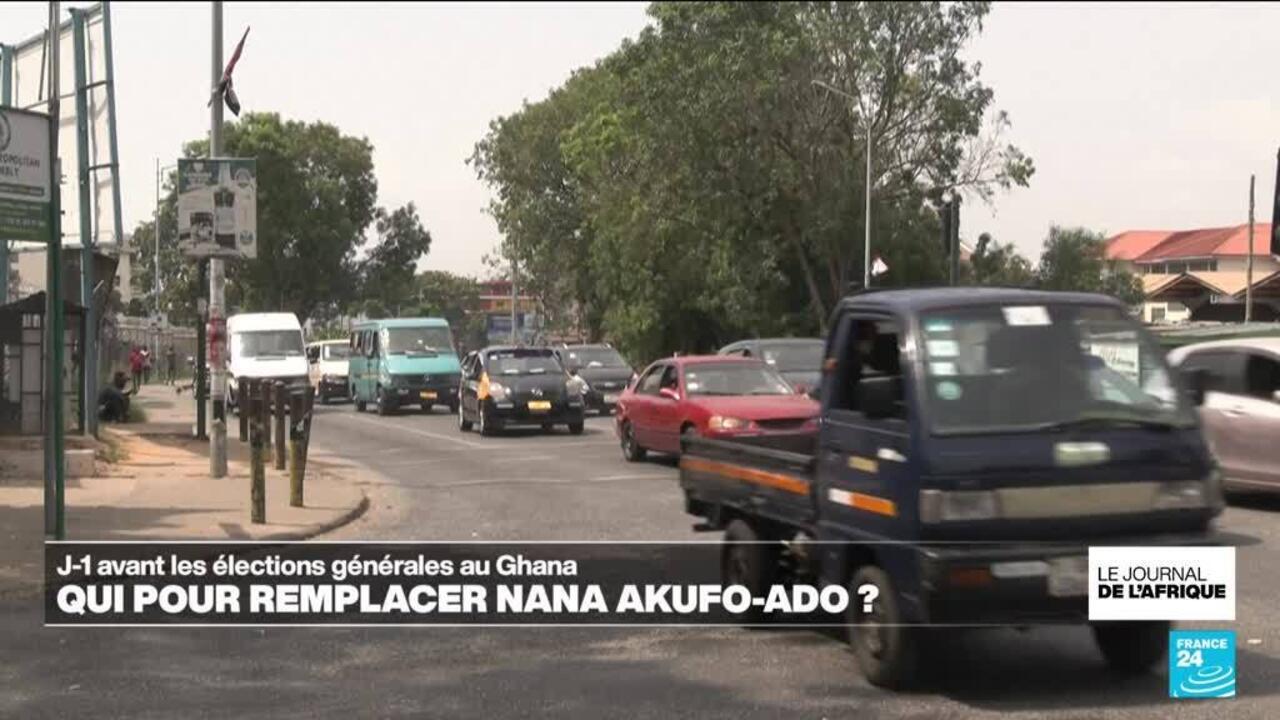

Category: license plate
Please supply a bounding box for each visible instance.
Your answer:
[528,400,552,411]
[1047,556,1087,597]
[603,393,620,404]
[419,391,437,400]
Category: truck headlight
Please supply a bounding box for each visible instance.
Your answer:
[489,381,509,401]
[919,489,999,523]
[707,416,751,431]
[1152,479,1209,511]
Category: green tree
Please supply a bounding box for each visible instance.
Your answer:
[1036,226,1144,305]
[965,232,1035,286]
[128,175,204,326]
[472,2,1033,361]
[356,203,433,317]
[412,270,487,352]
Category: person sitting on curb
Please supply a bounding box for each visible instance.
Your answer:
[98,371,138,423]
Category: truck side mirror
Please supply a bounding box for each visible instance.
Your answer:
[1184,368,1208,407]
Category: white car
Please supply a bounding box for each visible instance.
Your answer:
[306,339,352,404]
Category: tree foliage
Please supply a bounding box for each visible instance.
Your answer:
[472,1,1034,362]
[413,270,488,352]
[1035,226,1144,306]
[356,203,433,318]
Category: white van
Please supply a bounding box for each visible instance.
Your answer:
[306,339,352,404]
[226,312,309,411]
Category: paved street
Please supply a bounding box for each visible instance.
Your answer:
[3,404,1278,718]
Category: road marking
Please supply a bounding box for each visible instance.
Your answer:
[330,413,483,448]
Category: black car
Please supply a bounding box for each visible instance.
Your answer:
[553,343,636,415]
[458,346,586,436]
[717,338,824,394]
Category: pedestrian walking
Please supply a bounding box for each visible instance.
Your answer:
[129,346,145,390]
[165,344,177,385]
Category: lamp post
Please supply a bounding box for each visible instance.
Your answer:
[813,80,873,289]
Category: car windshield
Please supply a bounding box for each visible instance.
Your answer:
[489,351,562,376]
[758,341,823,372]
[684,363,794,396]
[919,303,1194,434]
[384,327,454,356]
[563,347,628,369]
[322,344,350,361]
[236,330,304,358]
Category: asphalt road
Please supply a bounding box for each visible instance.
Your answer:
[3,403,1278,719]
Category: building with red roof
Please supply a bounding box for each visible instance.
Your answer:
[1106,224,1280,324]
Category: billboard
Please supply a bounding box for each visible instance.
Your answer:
[176,158,257,259]
[0,108,51,242]
[7,6,120,249]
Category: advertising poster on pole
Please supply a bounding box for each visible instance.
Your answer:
[177,157,257,259]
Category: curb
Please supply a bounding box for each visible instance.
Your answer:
[0,491,370,604]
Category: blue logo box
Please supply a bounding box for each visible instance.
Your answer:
[1169,630,1236,699]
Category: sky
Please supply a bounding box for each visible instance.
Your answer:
[2,1,1277,275]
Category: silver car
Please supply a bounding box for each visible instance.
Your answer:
[1169,337,1280,493]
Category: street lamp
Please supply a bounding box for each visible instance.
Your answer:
[812,80,873,289]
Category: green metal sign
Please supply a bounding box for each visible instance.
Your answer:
[0,107,51,242]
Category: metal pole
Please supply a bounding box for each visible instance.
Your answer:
[45,0,66,540]
[209,0,227,477]
[864,118,872,289]
[510,258,518,344]
[1,44,11,303]
[950,197,962,286]
[1247,175,1255,324]
[195,261,207,439]
[155,158,161,316]
[73,9,97,437]
[101,1,125,257]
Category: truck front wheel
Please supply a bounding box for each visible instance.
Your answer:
[1092,621,1169,674]
[847,565,918,689]
[721,519,778,624]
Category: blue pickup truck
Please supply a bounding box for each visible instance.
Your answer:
[679,288,1224,688]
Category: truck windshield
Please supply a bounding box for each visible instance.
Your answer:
[685,363,793,396]
[384,327,454,356]
[563,347,628,369]
[919,304,1194,434]
[489,351,561,375]
[758,341,822,372]
[236,331,304,358]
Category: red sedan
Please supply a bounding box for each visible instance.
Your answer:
[614,355,820,461]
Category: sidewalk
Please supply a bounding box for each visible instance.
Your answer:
[0,383,370,597]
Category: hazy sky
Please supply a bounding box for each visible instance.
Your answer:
[2,2,1277,275]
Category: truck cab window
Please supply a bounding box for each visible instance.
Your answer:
[831,317,906,420]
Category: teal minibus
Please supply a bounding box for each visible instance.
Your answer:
[349,318,463,415]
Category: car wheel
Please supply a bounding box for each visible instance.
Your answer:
[848,565,918,689]
[721,519,778,624]
[568,420,584,435]
[376,388,392,416]
[621,421,647,462]
[355,396,367,412]
[319,392,329,406]
[1093,621,1169,674]
[458,402,473,432]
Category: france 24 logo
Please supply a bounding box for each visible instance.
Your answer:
[1169,630,1235,699]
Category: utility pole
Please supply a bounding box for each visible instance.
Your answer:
[44,0,66,539]
[155,158,161,317]
[510,257,518,345]
[209,1,227,477]
[864,119,872,290]
[1246,174,1254,324]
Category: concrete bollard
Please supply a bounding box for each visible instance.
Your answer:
[249,379,266,524]
[273,381,287,470]
[237,381,248,442]
[288,390,304,507]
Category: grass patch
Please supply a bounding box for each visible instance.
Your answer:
[97,430,127,464]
